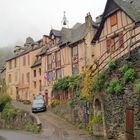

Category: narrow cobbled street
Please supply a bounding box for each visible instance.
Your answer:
[12,101,101,140]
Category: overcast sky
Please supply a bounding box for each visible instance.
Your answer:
[0,0,107,47]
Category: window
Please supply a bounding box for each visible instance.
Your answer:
[106,39,112,53]
[39,68,41,76]
[55,51,61,67]
[56,69,62,80]
[34,70,36,77]
[72,63,79,75]
[22,73,24,83]
[27,72,30,83]
[23,56,26,66]
[39,80,42,91]
[34,81,37,88]
[15,72,17,82]
[48,54,52,70]
[28,55,30,65]
[119,32,124,48]
[72,46,78,57]
[14,59,17,67]
[106,34,122,54]
[110,13,117,26]
[9,61,12,69]
[8,74,12,83]
[48,71,52,81]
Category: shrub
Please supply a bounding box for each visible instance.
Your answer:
[135,80,140,95]
[68,99,78,108]
[2,103,17,120]
[0,94,11,105]
[123,68,136,83]
[89,115,102,126]
[92,70,107,92]
[108,60,117,70]
[75,123,84,129]
[26,124,40,134]
[120,64,129,74]
[50,99,61,108]
[107,80,123,94]
[1,103,26,120]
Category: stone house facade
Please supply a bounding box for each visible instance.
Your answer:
[92,0,140,73]
[6,37,43,100]
[91,0,140,139]
[37,14,97,104]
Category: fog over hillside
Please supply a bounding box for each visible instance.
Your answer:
[0,46,14,68]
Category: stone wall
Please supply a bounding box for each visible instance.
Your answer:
[0,110,41,132]
[103,46,140,139]
[51,101,86,125]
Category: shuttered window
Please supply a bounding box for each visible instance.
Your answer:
[110,13,117,26]
[119,32,124,48]
[106,39,112,53]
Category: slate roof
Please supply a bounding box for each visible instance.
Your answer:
[50,29,61,37]
[114,0,140,22]
[6,44,42,62]
[60,21,97,46]
[93,0,140,42]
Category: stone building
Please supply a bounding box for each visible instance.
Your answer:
[37,14,98,104]
[5,37,43,100]
[91,0,140,139]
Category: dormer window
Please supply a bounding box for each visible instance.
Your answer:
[51,35,54,39]
[110,13,117,26]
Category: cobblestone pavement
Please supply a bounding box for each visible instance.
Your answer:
[12,100,102,140]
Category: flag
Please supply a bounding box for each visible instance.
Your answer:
[44,72,49,80]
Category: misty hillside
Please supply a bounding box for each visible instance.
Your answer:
[0,47,14,68]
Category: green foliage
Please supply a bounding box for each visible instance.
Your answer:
[0,78,7,93]
[107,80,123,94]
[80,66,93,100]
[89,115,102,126]
[135,80,140,95]
[50,99,61,108]
[68,99,78,108]
[0,94,11,106]
[123,68,136,83]
[120,64,129,74]
[52,76,81,92]
[92,70,107,92]
[2,103,18,120]
[26,124,40,134]
[108,60,117,70]
[74,122,84,129]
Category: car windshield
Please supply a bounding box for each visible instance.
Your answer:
[35,95,44,100]
[32,100,44,107]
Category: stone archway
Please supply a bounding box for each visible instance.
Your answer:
[93,96,106,137]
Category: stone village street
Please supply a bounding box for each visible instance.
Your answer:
[10,101,102,140]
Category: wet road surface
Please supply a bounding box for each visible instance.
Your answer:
[11,101,102,140]
[0,130,39,140]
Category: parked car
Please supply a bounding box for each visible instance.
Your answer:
[35,95,44,100]
[32,99,46,113]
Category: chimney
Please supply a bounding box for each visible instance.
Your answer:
[85,12,93,28]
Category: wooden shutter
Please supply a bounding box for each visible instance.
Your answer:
[106,38,112,53]
[119,32,124,48]
[110,13,117,26]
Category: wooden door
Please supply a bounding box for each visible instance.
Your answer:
[126,108,134,140]
[45,92,48,105]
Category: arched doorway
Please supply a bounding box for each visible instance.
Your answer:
[93,97,106,137]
